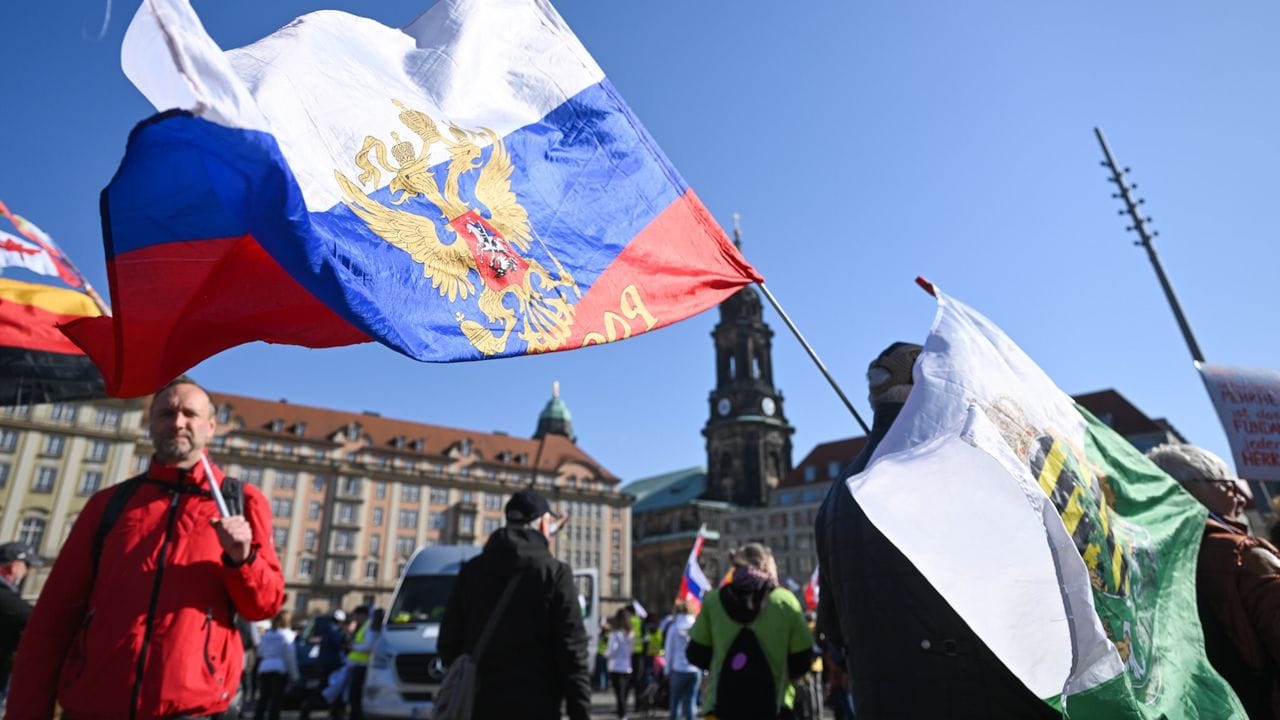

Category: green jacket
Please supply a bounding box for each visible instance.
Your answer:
[689,587,813,713]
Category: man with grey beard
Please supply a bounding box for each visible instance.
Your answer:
[8,376,285,720]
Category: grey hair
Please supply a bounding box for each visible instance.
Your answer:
[1146,443,1235,483]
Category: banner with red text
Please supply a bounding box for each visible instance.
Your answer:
[1198,362,1280,481]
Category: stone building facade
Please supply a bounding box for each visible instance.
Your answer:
[0,386,632,615]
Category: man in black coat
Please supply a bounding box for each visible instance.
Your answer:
[0,542,38,696]
[439,490,591,720]
[815,342,1058,719]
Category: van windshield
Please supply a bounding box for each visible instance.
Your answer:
[388,574,456,625]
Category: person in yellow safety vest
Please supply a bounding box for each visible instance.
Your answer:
[631,612,645,654]
[345,606,381,720]
[646,621,665,679]
[595,623,610,690]
[628,609,647,713]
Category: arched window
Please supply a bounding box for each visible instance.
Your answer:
[18,516,46,553]
[752,354,762,379]
[728,356,736,379]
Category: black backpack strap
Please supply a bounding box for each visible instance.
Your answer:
[89,473,147,592]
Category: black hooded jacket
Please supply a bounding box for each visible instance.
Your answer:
[814,404,1059,719]
[438,527,591,720]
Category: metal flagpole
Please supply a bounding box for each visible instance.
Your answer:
[200,451,232,518]
[757,282,871,435]
[1094,127,1206,364]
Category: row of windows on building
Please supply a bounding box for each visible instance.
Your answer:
[556,548,610,571]
[0,465,109,497]
[774,487,823,506]
[0,431,116,463]
[291,556,386,583]
[721,509,818,536]
[273,521,500,560]
[267,495,457,531]
[776,554,817,581]
[801,460,846,483]
[0,404,124,430]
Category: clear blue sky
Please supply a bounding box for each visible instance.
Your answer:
[1,1,1276,483]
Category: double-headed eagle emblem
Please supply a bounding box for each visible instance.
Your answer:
[335,100,580,356]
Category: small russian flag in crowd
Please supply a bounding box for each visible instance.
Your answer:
[65,0,761,397]
[676,526,712,613]
[803,565,820,612]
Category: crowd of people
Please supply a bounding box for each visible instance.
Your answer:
[240,603,383,720]
[0,351,1275,719]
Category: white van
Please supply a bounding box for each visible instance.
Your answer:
[362,545,599,719]
[363,545,480,719]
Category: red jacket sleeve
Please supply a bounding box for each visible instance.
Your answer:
[6,491,110,720]
[219,484,284,622]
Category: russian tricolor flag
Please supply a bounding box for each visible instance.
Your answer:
[676,528,711,614]
[66,0,761,397]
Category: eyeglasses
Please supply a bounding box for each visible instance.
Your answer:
[1199,479,1242,495]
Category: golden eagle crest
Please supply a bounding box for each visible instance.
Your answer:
[334,100,581,356]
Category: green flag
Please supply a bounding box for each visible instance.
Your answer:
[846,287,1243,717]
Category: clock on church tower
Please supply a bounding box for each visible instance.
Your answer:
[702,275,794,508]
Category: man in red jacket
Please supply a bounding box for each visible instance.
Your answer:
[7,376,285,720]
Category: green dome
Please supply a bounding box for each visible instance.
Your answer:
[539,396,572,423]
[534,381,575,441]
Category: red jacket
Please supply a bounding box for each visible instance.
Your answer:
[6,459,284,720]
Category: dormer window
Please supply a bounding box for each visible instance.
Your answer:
[293,422,307,436]
[515,453,528,466]
[460,439,472,456]
[412,438,425,452]
[392,436,406,450]
[216,404,232,424]
[346,422,361,441]
[270,419,284,433]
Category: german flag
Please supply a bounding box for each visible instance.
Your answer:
[0,277,104,404]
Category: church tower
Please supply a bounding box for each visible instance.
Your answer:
[701,222,794,507]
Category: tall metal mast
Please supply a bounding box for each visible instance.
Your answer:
[1094,127,1205,364]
